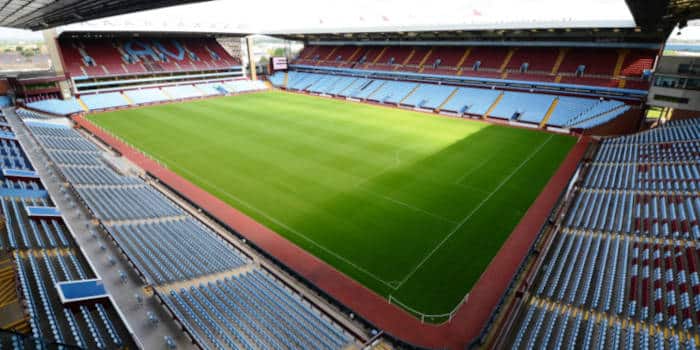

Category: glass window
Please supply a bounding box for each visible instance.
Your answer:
[654,76,685,88]
[686,78,700,90]
[653,94,689,104]
[678,63,700,76]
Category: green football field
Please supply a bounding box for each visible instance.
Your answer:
[89,91,576,319]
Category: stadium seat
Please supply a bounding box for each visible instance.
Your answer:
[80,92,130,111]
[26,98,84,115]
[506,118,700,348]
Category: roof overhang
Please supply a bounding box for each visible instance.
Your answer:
[625,0,700,33]
[0,0,698,45]
[267,27,667,44]
[0,0,207,30]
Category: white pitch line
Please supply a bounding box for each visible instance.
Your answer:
[358,188,457,225]
[455,154,495,185]
[394,135,554,290]
[157,156,400,290]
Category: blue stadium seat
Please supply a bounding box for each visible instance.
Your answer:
[26,98,84,115]
[80,92,129,111]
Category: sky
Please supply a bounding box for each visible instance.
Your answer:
[55,0,635,34]
[0,0,697,42]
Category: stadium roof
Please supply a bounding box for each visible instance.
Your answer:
[626,0,700,32]
[0,0,698,38]
[0,0,202,30]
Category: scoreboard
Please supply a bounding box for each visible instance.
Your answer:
[271,57,288,71]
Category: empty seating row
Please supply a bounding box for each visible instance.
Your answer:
[287,72,326,91]
[336,78,370,97]
[401,84,456,110]
[48,149,105,167]
[164,269,354,349]
[17,108,55,120]
[506,118,700,347]
[163,85,203,100]
[307,75,348,94]
[595,142,700,163]
[0,139,32,171]
[367,80,419,104]
[225,79,268,93]
[511,297,696,349]
[534,231,700,329]
[36,135,100,153]
[604,119,700,145]
[275,71,626,129]
[76,185,183,221]
[195,83,227,96]
[565,190,700,239]
[564,190,635,234]
[59,37,239,78]
[61,166,142,186]
[583,163,700,191]
[567,102,630,129]
[440,87,501,115]
[25,98,84,116]
[105,219,249,284]
[0,177,42,193]
[1,197,70,249]
[268,72,285,86]
[124,88,170,105]
[490,92,555,123]
[348,80,384,100]
[546,97,601,127]
[15,252,133,349]
[0,116,136,349]
[295,45,655,89]
[29,125,81,139]
[80,93,129,111]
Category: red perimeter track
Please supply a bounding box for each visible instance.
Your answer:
[74,115,590,349]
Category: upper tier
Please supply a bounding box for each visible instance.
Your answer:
[59,37,241,79]
[294,45,657,90]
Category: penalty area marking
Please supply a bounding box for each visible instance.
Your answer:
[393,135,554,291]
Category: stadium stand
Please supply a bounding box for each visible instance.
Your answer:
[162,85,203,100]
[268,72,286,87]
[368,80,419,104]
[502,118,700,349]
[25,98,84,116]
[106,219,249,284]
[124,88,170,105]
[80,92,129,111]
[23,79,267,115]
[350,80,385,100]
[488,92,556,123]
[440,87,502,115]
[225,79,268,93]
[163,269,355,350]
[59,37,240,78]
[0,116,136,349]
[273,71,631,129]
[291,44,656,90]
[21,119,360,349]
[401,84,456,109]
[195,83,226,96]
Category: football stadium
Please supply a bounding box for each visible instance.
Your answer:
[0,0,699,349]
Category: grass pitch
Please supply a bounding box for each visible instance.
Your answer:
[89,91,576,318]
